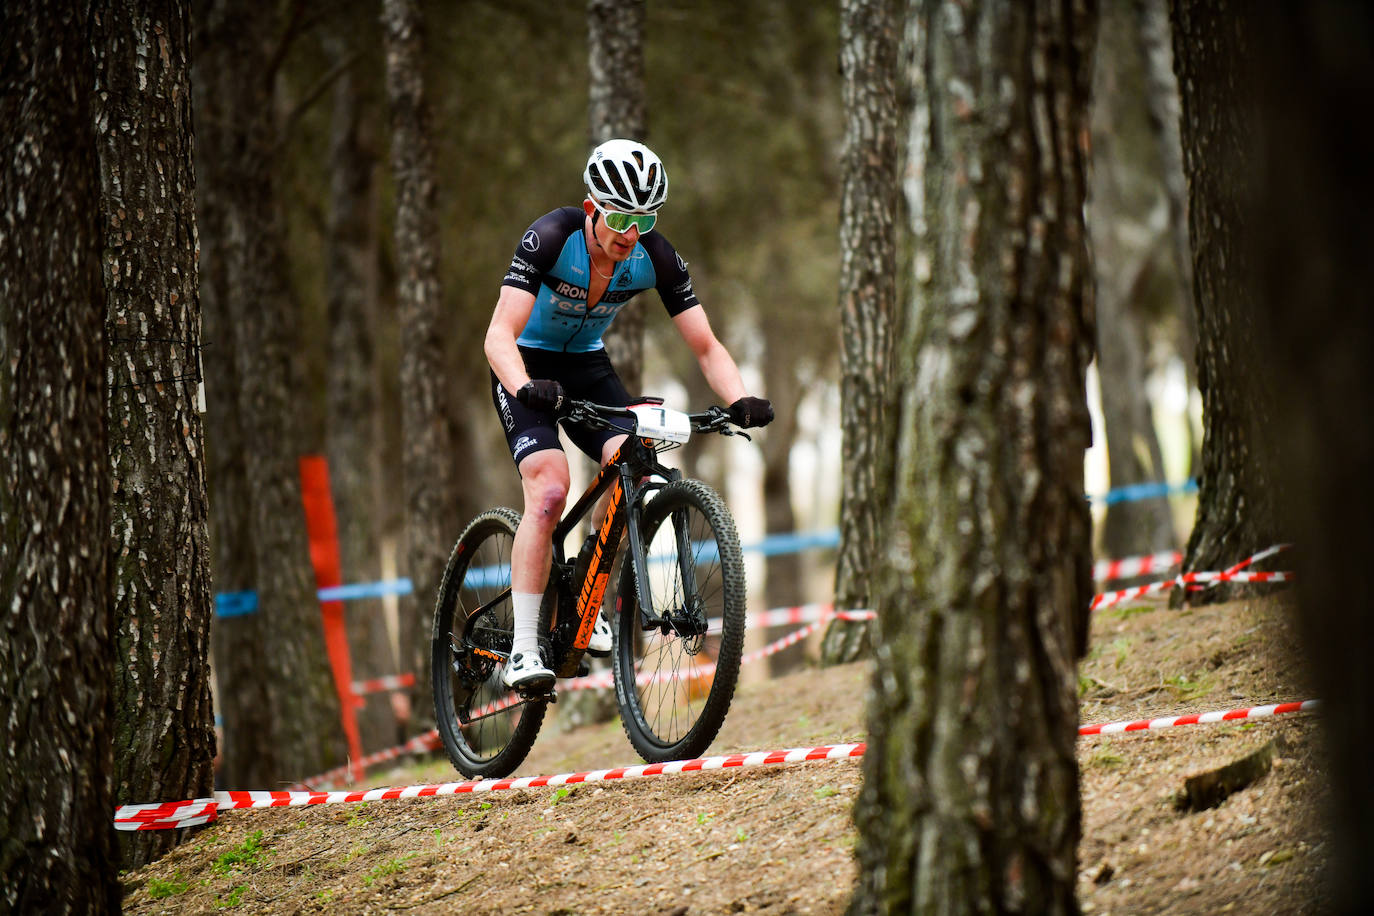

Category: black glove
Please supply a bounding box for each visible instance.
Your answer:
[728,396,773,428]
[517,379,565,413]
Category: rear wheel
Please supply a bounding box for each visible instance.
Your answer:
[432,508,547,778]
[611,479,746,762]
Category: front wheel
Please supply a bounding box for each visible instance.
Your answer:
[611,479,746,762]
[432,508,547,779]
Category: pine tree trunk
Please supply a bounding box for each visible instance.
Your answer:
[1227,5,1374,910]
[323,31,396,754]
[203,0,346,786]
[1089,0,1177,560]
[849,2,1097,912]
[192,0,271,791]
[0,3,119,908]
[822,0,900,667]
[587,0,647,394]
[1170,0,1286,599]
[384,0,461,732]
[94,0,217,868]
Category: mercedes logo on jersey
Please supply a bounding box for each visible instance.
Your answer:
[521,230,540,252]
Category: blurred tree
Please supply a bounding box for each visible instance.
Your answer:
[383,0,462,731]
[0,2,119,908]
[1246,6,1374,911]
[554,0,650,731]
[1134,0,1199,473]
[1089,0,1178,560]
[193,0,271,791]
[849,1,1096,911]
[1169,0,1283,596]
[321,19,397,754]
[821,0,900,667]
[588,0,648,394]
[94,0,216,867]
[196,0,346,787]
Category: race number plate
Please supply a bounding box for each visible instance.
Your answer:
[628,404,692,444]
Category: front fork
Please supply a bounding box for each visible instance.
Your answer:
[623,465,702,632]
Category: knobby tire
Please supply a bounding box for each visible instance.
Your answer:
[611,479,746,762]
[432,508,547,779]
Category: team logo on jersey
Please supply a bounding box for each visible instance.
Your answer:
[617,271,632,287]
[521,230,540,252]
[512,435,537,458]
[676,253,687,272]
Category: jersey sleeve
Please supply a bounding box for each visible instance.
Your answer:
[640,232,701,317]
[501,208,581,294]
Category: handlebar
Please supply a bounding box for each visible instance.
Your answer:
[559,398,747,438]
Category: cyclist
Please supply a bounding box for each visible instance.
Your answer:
[485,139,773,691]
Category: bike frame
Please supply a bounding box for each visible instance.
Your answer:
[546,432,683,676]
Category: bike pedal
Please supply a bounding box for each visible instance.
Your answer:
[518,685,557,703]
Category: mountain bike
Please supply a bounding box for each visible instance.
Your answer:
[431,399,750,779]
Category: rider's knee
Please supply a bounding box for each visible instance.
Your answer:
[528,481,567,521]
[521,457,569,522]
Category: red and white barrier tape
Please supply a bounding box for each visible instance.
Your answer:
[1079,699,1318,736]
[1093,550,1181,582]
[1092,569,1293,611]
[117,695,1321,829]
[116,743,867,830]
[350,672,415,696]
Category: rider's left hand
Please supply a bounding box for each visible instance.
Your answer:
[728,396,773,428]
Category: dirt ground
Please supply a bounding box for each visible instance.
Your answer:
[123,592,1326,914]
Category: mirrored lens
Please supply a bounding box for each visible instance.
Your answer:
[603,209,656,234]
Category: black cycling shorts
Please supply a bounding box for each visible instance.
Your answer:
[490,346,633,468]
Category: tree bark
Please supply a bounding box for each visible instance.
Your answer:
[849,1,1097,912]
[200,0,347,786]
[1089,0,1177,559]
[94,0,217,867]
[383,0,461,732]
[587,0,647,394]
[323,29,396,754]
[822,0,900,666]
[1242,5,1374,912]
[1169,0,1284,597]
[0,3,120,909]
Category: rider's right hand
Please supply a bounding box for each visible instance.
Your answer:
[517,379,565,413]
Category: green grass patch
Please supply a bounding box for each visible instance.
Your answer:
[814,785,837,800]
[1164,672,1213,701]
[364,853,417,886]
[1090,748,1126,769]
[216,884,247,909]
[1108,604,1152,620]
[146,874,190,900]
[549,787,572,806]
[212,831,269,876]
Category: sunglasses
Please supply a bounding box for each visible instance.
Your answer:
[590,198,657,235]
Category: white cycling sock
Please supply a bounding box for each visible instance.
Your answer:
[511,591,543,660]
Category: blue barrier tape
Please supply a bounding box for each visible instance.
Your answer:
[215,479,1194,615]
[1090,479,1197,506]
[215,591,258,618]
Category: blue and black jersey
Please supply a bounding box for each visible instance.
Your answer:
[502,207,700,353]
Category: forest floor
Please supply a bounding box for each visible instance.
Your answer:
[123,591,1327,914]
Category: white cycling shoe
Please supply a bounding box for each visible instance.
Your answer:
[502,650,554,691]
[586,613,613,657]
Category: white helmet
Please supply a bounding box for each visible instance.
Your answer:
[583,139,668,213]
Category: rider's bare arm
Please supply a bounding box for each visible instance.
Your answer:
[672,305,748,405]
[485,285,538,394]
